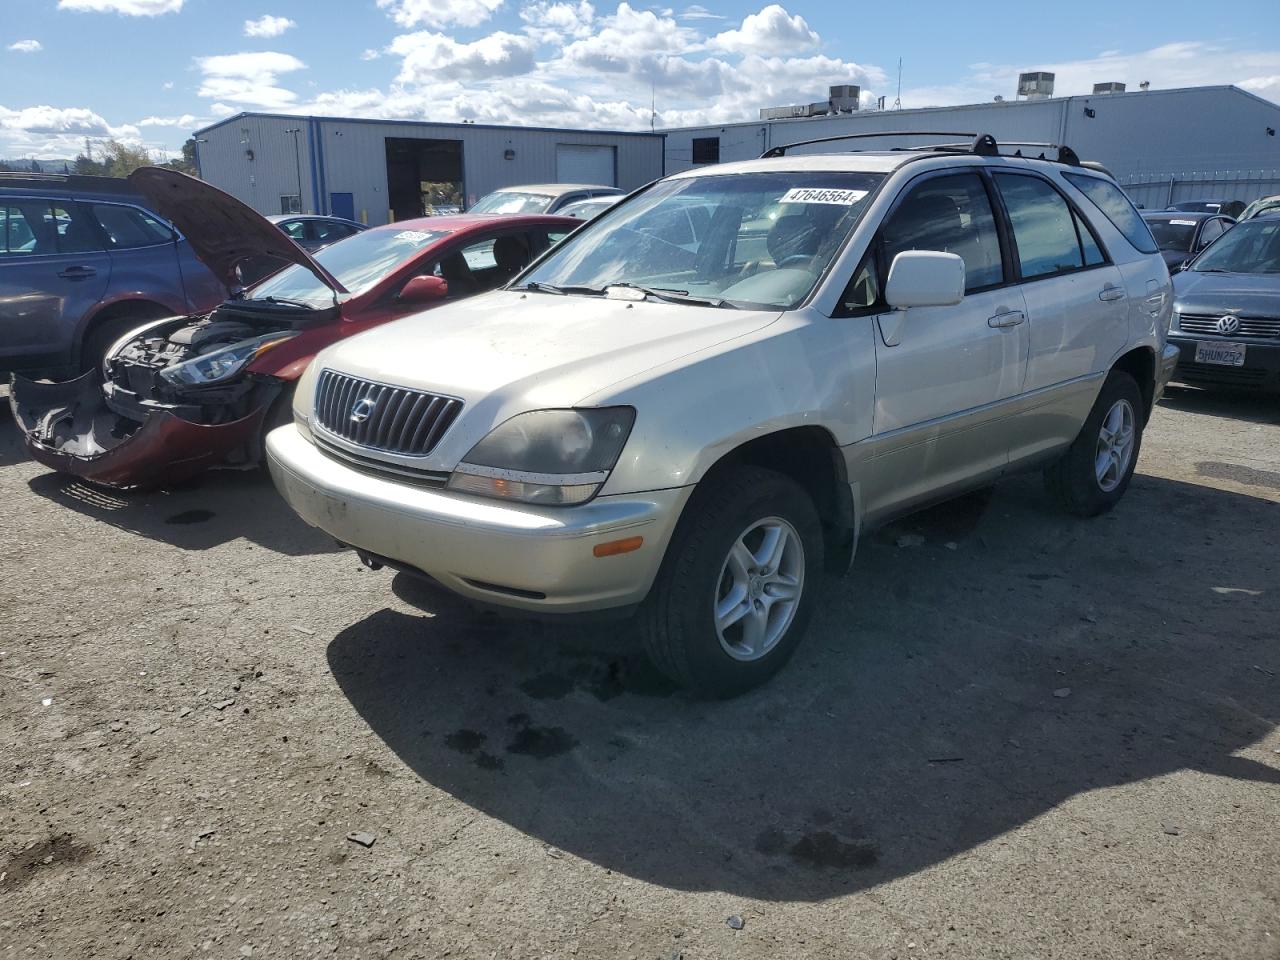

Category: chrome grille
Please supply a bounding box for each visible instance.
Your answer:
[1178,313,1280,339]
[313,370,462,456]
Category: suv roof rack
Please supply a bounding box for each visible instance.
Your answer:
[0,171,141,194]
[759,131,1084,168]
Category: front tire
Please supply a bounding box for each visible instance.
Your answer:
[641,466,823,698]
[1044,370,1144,517]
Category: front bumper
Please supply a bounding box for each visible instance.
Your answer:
[266,422,691,613]
[10,371,267,490]
[1168,336,1280,393]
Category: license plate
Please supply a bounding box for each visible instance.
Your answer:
[1195,341,1247,366]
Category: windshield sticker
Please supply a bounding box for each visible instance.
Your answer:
[779,187,869,206]
[393,230,434,243]
[1169,219,1197,226]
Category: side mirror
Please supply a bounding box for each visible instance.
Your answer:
[884,250,966,309]
[397,274,448,305]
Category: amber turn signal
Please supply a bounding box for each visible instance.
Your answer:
[593,536,643,558]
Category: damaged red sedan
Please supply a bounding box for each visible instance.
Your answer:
[10,168,576,489]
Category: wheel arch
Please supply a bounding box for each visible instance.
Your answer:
[691,425,856,574]
[1112,345,1157,422]
[75,297,178,367]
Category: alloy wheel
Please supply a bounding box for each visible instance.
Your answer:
[1095,398,1136,493]
[713,516,805,662]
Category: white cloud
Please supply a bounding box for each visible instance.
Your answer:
[196,51,307,108]
[678,4,722,19]
[710,4,817,55]
[7,40,43,53]
[562,3,700,72]
[0,104,153,159]
[376,0,504,28]
[360,48,381,60]
[162,80,175,90]
[244,14,296,38]
[388,30,537,84]
[136,113,199,127]
[57,0,184,14]
[520,1,595,41]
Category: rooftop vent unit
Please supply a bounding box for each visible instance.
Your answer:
[829,84,861,113]
[1017,71,1055,100]
[1093,81,1126,95]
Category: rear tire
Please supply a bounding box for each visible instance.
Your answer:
[640,466,823,698]
[1044,370,1144,517]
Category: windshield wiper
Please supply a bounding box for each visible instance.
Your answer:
[251,296,317,308]
[604,283,739,309]
[514,281,603,296]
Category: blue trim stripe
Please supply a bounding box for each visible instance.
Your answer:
[313,118,329,215]
[305,122,321,214]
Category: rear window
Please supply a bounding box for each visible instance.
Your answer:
[90,203,174,249]
[1064,173,1158,255]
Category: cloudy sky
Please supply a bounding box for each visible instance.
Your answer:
[3,0,1279,160]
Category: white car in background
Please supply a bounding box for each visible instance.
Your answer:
[470,184,623,215]
[268,133,1178,697]
[558,195,623,221]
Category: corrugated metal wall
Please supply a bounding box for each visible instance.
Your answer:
[664,86,1280,207]
[195,115,665,225]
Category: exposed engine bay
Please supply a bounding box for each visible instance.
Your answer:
[10,299,335,483]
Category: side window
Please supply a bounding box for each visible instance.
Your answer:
[1074,209,1106,266]
[994,174,1083,279]
[881,172,1005,292]
[279,220,307,241]
[90,204,174,249]
[545,230,571,246]
[839,248,880,314]
[50,203,104,254]
[0,205,40,255]
[311,220,355,244]
[1063,172,1159,254]
[460,237,497,271]
[1197,219,1224,249]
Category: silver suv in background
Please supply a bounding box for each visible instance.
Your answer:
[0,173,224,375]
[268,132,1178,697]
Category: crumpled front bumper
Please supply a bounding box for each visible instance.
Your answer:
[9,371,267,490]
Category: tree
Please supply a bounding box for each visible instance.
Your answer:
[159,138,199,177]
[70,138,155,178]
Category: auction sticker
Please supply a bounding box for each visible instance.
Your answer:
[780,187,869,205]
[393,230,434,243]
[1170,219,1197,226]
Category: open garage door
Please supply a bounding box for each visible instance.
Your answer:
[556,144,616,186]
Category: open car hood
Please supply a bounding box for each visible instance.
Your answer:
[128,167,347,295]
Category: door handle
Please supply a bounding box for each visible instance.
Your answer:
[1098,284,1125,302]
[988,311,1025,328]
[57,266,97,279]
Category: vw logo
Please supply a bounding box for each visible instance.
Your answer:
[1216,314,1241,335]
[349,397,378,424]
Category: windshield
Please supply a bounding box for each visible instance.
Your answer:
[1170,201,1221,213]
[249,226,448,303]
[1190,218,1280,274]
[1145,218,1197,251]
[517,171,885,309]
[470,191,553,214]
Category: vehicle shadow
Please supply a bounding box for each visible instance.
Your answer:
[1159,384,1280,425]
[24,466,340,556]
[326,473,1280,901]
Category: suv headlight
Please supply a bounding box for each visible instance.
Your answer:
[159,332,297,388]
[447,407,635,505]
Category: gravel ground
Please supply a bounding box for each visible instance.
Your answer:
[2,386,1278,960]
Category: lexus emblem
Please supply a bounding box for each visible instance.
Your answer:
[1216,314,1241,335]
[349,397,378,424]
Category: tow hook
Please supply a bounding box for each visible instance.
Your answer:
[356,550,384,571]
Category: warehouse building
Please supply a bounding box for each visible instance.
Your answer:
[192,113,665,225]
[665,84,1280,209]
